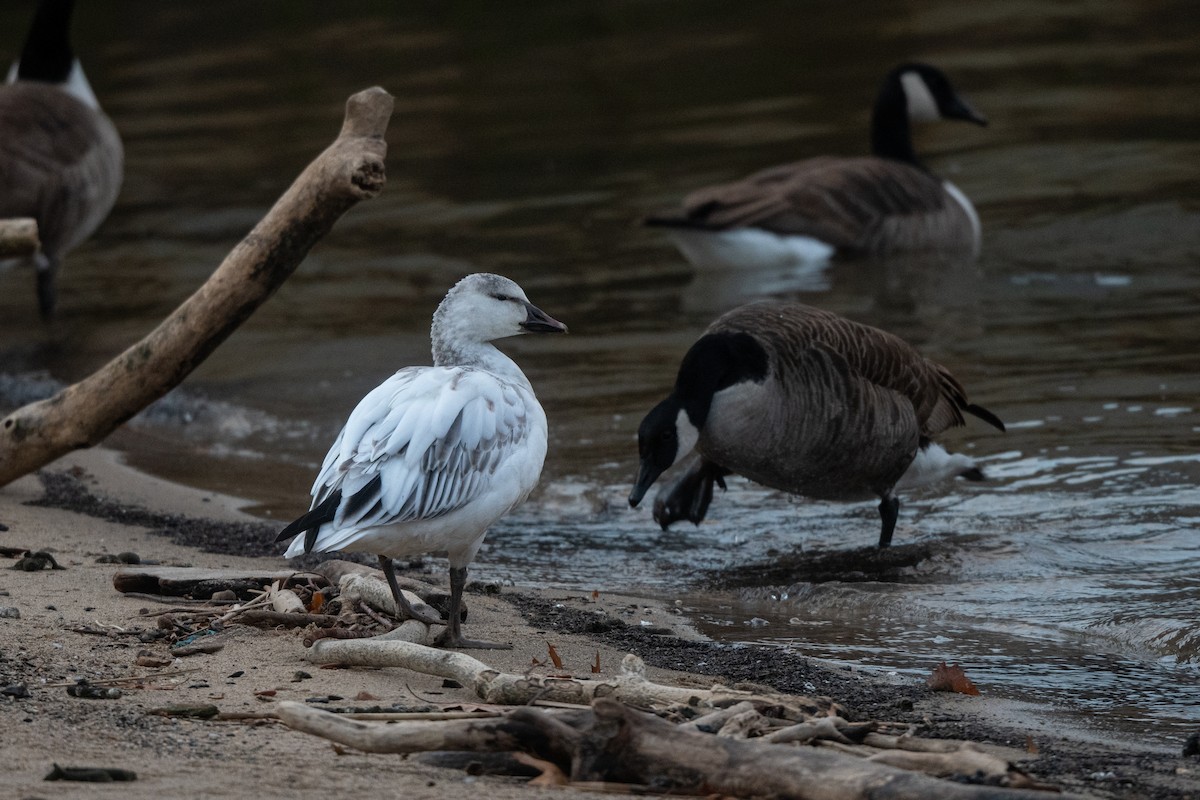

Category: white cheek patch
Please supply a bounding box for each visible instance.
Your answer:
[900,71,940,122]
[674,409,699,462]
[64,60,100,109]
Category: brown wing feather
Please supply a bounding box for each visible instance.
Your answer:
[710,301,993,437]
[657,157,972,255]
[0,83,124,255]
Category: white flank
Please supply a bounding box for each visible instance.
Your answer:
[669,228,835,270]
[942,180,981,255]
[896,442,977,490]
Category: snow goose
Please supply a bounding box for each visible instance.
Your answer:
[629,300,1004,548]
[0,0,124,318]
[276,274,567,648]
[644,63,987,267]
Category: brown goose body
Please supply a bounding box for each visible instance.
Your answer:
[0,82,123,259]
[700,302,984,501]
[658,156,979,258]
[629,300,1004,547]
[644,63,987,265]
[1,0,124,318]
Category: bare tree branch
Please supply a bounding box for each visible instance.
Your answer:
[0,217,39,258]
[0,87,393,486]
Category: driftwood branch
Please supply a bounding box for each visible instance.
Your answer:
[0,217,39,258]
[305,639,835,716]
[0,87,393,486]
[276,698,1080,800]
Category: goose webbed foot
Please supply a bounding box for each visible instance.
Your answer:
[877,494,900,548]
[652,459,731,531]
[431,566,512,650]
[379,555,446,627]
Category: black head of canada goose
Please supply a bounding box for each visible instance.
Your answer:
[0,0,124,319]
[629,301,1005,548]
[644,63,987,266]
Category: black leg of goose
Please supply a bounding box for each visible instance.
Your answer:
[433,566,511,650]
[35,255,58,321]
[378,555,444,626]
[877,495,900,548]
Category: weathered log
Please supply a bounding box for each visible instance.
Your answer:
[0,87,393,486]
[305,637,835,716]
[113,566,296,598]
[276,698,1081,800]
[0,217,38,258]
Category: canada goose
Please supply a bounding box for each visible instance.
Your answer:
[644,63,986,267]
[0,0,123,319]
[629,300,1004,548]
[276,274,567,649]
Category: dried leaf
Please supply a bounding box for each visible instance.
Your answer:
[331,743,349,756]
[1025,735,1039,754]
[354,691,379,701]
[530,657,544,667]
[927,661,981,696]
[254,689,277,698]
[308,592,325,613]
[591,589,600,601]
[513,752,569,786]
[547,642,564,670]
[591,651,601,674]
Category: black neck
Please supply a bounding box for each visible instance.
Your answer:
[869,75,920,167]
[17,0,76,83]
[674,332,768,428]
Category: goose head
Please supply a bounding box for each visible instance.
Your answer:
[871,62,986,164]
[630,396,699,508]
[629,330,767,507]
[894,63,987,126]
[431,273,566,362]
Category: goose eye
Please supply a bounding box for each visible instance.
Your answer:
[493,293,512,302]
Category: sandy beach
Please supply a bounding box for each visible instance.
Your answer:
[0,448,1195,800]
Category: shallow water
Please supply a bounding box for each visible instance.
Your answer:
[2,0,1199,749]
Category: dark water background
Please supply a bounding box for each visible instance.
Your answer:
[1,0,1198,749]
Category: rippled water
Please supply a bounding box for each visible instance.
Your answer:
[1,0,1198,748]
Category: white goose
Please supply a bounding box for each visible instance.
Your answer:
[0,0,123,318]
[276,274,567,649]
[644,63,986,267]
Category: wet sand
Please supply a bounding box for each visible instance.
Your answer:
[0,448,1195,800]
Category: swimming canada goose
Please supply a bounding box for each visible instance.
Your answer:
[629,300,1004,548]
[276,274,567,649]
[0,0,123,318]
[644,63,987,267]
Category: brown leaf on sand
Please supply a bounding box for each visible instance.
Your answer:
[927,661,981,696]
[547,642,564,670]
[354,691,379,701]
[513,752,569,786]
[308,592,325,613]
[591,589,600,601]
[591,651,601,674]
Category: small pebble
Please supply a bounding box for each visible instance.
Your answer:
[227,671,244,679]
[291,671,312,682]
[1,683,30,698]
[0,607,20,619]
